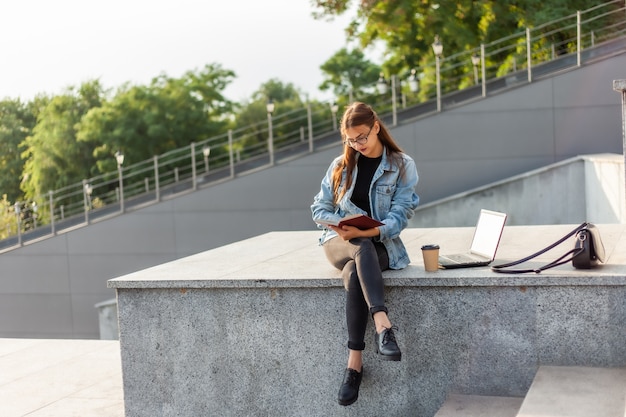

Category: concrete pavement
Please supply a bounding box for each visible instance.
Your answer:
[0,338,123,417]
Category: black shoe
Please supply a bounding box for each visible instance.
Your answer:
[338,367,363,406]
[374,326,401,361]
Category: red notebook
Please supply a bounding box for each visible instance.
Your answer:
[315,214,384,230]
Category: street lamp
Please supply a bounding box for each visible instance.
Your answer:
[32,202,38,229]
[14,202,22,246]
[83,181,93,223]
[202,145,211,173]
[376,73,388,95]
[408,69,419,93]
[115,151,125,213]
[84,183,93,210]
[266,100,275,166]
[330,102,339,131]
[432,35,443,112]
[471,53,480,85]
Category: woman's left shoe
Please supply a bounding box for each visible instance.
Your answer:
[374,326,401,361]
[338,367,363,406]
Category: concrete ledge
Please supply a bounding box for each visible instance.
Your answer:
[108,224,626,417]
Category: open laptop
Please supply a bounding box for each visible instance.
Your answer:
[438,209,507,269]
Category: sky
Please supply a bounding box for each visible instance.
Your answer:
[1,0,372,104]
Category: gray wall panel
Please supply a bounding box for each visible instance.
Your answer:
[0,295,74,336]
[2,255,70,294]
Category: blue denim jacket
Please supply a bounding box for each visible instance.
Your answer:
[311,149,419,269]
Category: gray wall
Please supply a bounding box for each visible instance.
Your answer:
[410,153,625,227]
[1,52,624,339]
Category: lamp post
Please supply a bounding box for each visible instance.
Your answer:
[83,180,92,223]
[32,202,38,229]
[408,69,419,94]
[471,53,480,85]
[330,102,339,131]
[85,183,93,209]
[432,35,443,112]
[376,73,388,95]
[115,151,125,213]
[14,202,21,246]
[391,74,397,126]
[266,100,275,166]
[202,145,211,173]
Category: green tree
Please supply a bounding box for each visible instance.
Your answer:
[77,63,236,174]
[20,81,104,200]
[0,98,38,202]
[319,48,381,101]
[232,79,313,158]
[311,0,616,92]
[0,194,17,239]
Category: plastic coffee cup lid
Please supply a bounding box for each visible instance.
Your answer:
[421,244,440,250]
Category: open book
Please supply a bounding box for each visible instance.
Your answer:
[315,214,384,230]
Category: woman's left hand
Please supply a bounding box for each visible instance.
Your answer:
[329,225,379,241]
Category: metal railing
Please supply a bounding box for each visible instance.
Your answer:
[2,0,626,252]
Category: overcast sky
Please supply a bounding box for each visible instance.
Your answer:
[1,0,372,103]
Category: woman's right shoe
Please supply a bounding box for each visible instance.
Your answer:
[337,367,363,406]
[374,326,402,361]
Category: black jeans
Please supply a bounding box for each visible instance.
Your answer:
[323,237,390,351]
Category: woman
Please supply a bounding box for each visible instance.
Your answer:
[311,102,419,406]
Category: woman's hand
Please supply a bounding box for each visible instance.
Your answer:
[330,225,380,241]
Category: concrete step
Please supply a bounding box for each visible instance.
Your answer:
[516,366,626,417]
[433,394,523,417]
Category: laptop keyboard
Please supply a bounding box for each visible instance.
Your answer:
[440,254,486,265]
[442,254,472,263]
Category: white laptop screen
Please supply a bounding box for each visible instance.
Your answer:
[469,210,507,259]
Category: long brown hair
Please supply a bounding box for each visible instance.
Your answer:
[331,102,404,203]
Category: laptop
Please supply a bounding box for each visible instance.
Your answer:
[438,209,507,269]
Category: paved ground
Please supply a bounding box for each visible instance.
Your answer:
[0,338,123,417]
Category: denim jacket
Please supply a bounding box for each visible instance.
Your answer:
[311,149,419,269]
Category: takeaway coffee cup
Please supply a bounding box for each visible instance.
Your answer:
[421,244,440,272]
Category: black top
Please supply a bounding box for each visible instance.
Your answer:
[351,154,382,215]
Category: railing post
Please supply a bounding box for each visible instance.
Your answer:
[117,165,124,214]
[191,142,197,190]
[228,130,235,178]
[14,203,22,247]
[526,27,532,83]
[613,79,626,205]
[435,55,442,112]
[480,43,486,97]
[577,11,581,67]
[153,156,160,203]
[48,190,55,235]
[82,179,89,224]
[391,75,397,126]
[307,103,313,153]
[267,111,274,166]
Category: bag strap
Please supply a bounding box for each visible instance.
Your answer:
[491,222,589,274]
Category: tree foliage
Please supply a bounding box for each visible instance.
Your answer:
[77,64,236,174]
[0,99,38,202]
[311,0,617,76]
[318,48,381,99]
[20,81,104,200]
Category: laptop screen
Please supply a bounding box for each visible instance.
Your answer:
[469,209,508,259]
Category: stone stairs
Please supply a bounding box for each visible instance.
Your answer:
[434,366,626,417]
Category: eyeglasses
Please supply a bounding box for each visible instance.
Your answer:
[343,125,373,147]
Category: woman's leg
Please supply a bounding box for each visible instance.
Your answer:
[324,237,388,311]
[324,237,400,405]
